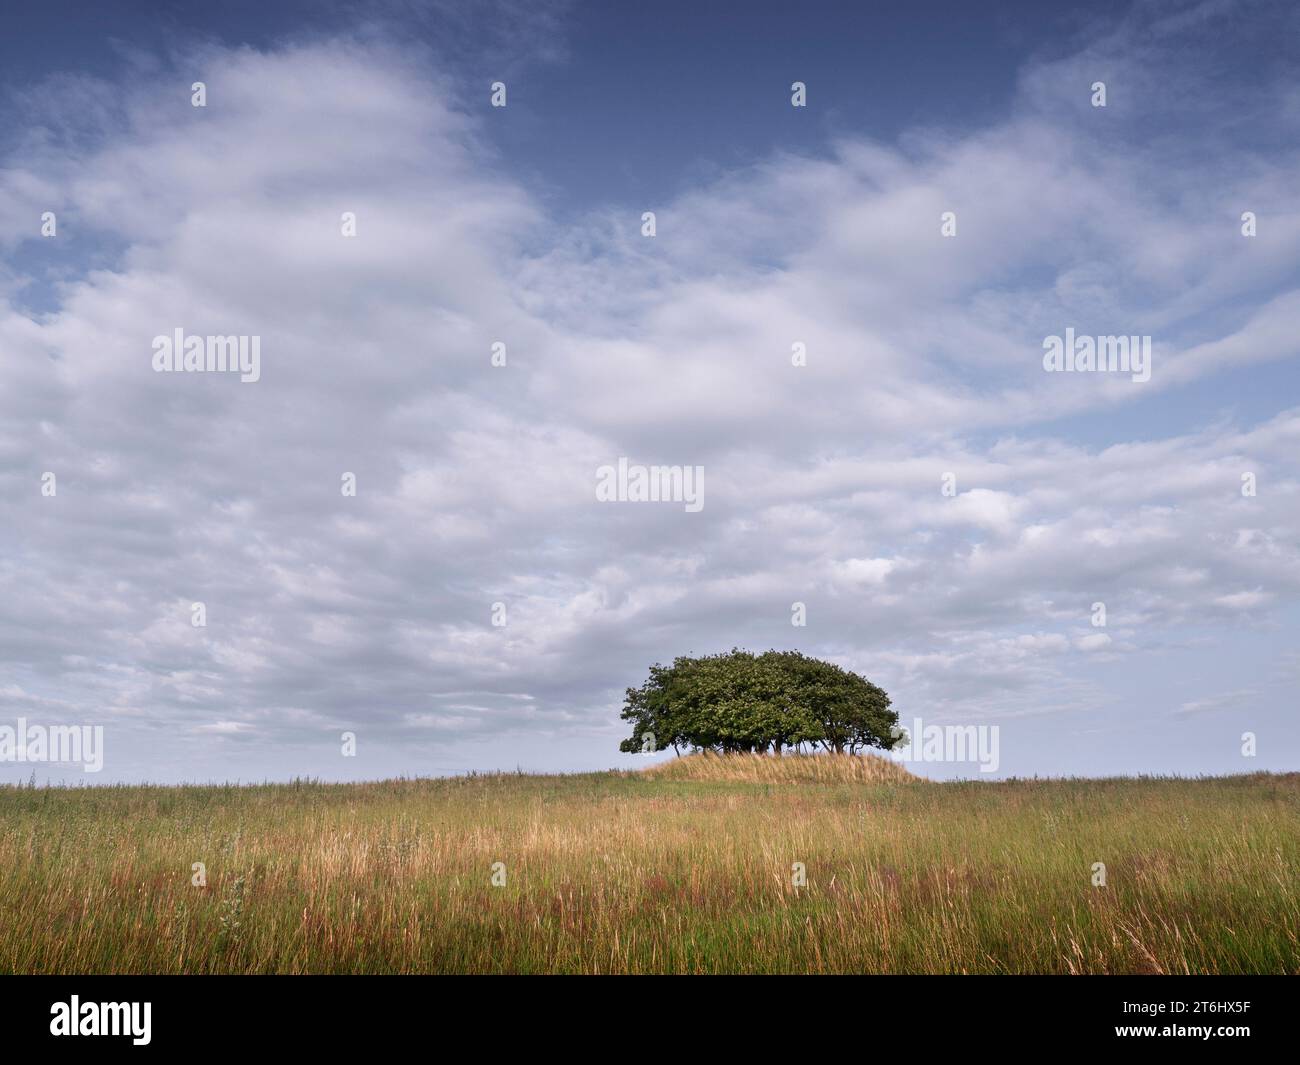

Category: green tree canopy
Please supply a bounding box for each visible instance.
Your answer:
[618,649,899,756]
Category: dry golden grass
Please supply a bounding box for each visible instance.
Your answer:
[644,750,917,784]
[0,758,1296,974]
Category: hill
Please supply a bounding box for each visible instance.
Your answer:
[642,750,917,784]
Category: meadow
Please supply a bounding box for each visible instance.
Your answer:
[1,754,1296,974]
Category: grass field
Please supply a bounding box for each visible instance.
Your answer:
[1,754,1296,974]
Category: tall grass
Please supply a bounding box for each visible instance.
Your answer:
[0,758,1295,973]
[645,750,917,784]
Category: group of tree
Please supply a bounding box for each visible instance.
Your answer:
[618,649,900,756]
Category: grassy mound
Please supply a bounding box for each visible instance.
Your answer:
[642,750,916,784]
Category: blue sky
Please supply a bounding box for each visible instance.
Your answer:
[1,0,1298,783]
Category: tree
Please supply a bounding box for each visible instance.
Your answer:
[618,649,900,756]
[764,651,895,754]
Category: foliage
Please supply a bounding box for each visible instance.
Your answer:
[618,649,899,755]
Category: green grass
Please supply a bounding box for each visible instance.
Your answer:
[1,757,1296,973]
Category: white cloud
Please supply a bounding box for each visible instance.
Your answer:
[2,18,1299,779]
